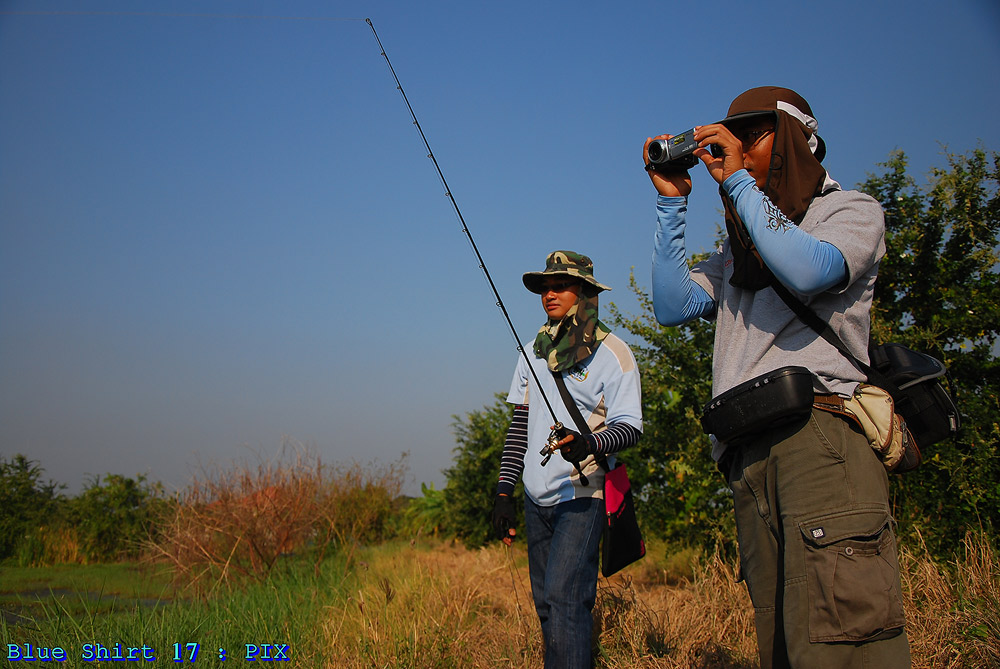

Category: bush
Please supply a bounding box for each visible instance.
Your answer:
[395,482,448,538]
[150,447,406,588]
[442,394,515,548]
[67,473,169,563]
[0,455,66,563]
[607,277,732,554]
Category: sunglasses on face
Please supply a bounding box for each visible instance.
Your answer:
[540,280,578,293]
[738,127,774,150]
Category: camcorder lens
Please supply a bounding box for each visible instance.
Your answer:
[647,140,666,163]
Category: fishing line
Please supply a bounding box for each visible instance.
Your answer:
[503,543,533,639]
[7,8,574,468]
[365,18,563,431]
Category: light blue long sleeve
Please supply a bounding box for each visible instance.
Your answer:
[651,196,715,326]
[651,171,848,327]
[723,170,846,295]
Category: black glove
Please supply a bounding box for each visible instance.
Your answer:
[492,494,516,542]
[559,428,594,464]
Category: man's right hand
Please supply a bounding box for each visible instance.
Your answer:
[491,494,516,546]
[644,134,693,197]
[692,123,747,185]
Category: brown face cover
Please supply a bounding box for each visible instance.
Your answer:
[723,86,827,223]
[720,87,829,289]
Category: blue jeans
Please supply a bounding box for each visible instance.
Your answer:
[524,495,604,668]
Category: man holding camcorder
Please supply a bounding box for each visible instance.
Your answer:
[644,87,911,668]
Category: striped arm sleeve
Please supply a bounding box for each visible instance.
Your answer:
[496,405,528,496]
[587,422,641,455]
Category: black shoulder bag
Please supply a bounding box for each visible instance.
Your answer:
[551,371,645,577]
[771,281,961,472]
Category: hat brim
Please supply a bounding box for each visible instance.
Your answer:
[718,109,776,128]
[522,271,611,295]
[719,109,825,161]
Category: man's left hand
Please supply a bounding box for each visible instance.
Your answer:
[558,428,593,463]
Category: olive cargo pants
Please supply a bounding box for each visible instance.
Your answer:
[724,408,911,669]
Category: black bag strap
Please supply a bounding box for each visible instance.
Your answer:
[551,371,610,473]
[769,281,898,394]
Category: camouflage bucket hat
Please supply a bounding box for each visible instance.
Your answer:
[522,250,611,294]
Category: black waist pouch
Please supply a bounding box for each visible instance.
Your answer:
[701,366,815,442]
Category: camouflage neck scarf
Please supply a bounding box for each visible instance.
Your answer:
[533,288,611,372]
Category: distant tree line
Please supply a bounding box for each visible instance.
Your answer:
[0,454,168,564]
[0,449,406,576]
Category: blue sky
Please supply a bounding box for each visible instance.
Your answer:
[2,0,999,496]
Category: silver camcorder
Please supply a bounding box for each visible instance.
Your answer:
[646,129,724,171]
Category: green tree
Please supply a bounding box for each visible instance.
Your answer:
[860,147,1000,554]
[397,482,448,538]
[67,473,168,562]
[606,147,999,558]
[442,393,515,548]
[606,275,730,551]
[0,454,66,561]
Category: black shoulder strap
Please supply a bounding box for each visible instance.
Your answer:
[551,370,610,472]
[770,281,897,391]
[551,370,590,434]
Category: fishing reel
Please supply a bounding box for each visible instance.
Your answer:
[539,422,566,467]
[539,422,590,486]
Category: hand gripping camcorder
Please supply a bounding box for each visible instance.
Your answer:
[646,129,723,171]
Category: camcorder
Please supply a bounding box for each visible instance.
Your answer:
[646,129,723,171]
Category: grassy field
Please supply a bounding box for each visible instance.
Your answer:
[3,533,998,668]
[2,555,344,666]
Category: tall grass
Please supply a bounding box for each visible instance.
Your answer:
[2,556,347,666]
[324,532,999,668]
[6,534,996,667]
[900,532,1000,667]
[3,448,407,666]
[325,539,542,667]
[14,525,86,566]
[322,539,757,668]
[147,446,405,590]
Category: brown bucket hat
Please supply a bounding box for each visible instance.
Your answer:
[718,85,826,161]
[522,250,611,294]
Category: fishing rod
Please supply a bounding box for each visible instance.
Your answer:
[365,18,580,474]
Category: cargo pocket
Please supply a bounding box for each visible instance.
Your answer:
[798,509,905,642]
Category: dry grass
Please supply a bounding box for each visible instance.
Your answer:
[323,540,757,668]
[593,555,758,668]
[325,540,542,667]
[147,445,405,591]
[322,532,999,669]
[900,533,1000,668]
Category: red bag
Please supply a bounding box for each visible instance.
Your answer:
[602,463,645,577]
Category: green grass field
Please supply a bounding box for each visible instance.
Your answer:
[2,555,344,666]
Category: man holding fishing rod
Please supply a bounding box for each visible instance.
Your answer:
[643,86,910,668]
[491,251,642,668]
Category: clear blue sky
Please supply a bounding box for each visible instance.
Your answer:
[2,0,999,496]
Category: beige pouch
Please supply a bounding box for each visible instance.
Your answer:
[842,385,908,470]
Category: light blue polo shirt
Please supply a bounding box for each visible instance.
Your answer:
[507,332,642,507]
